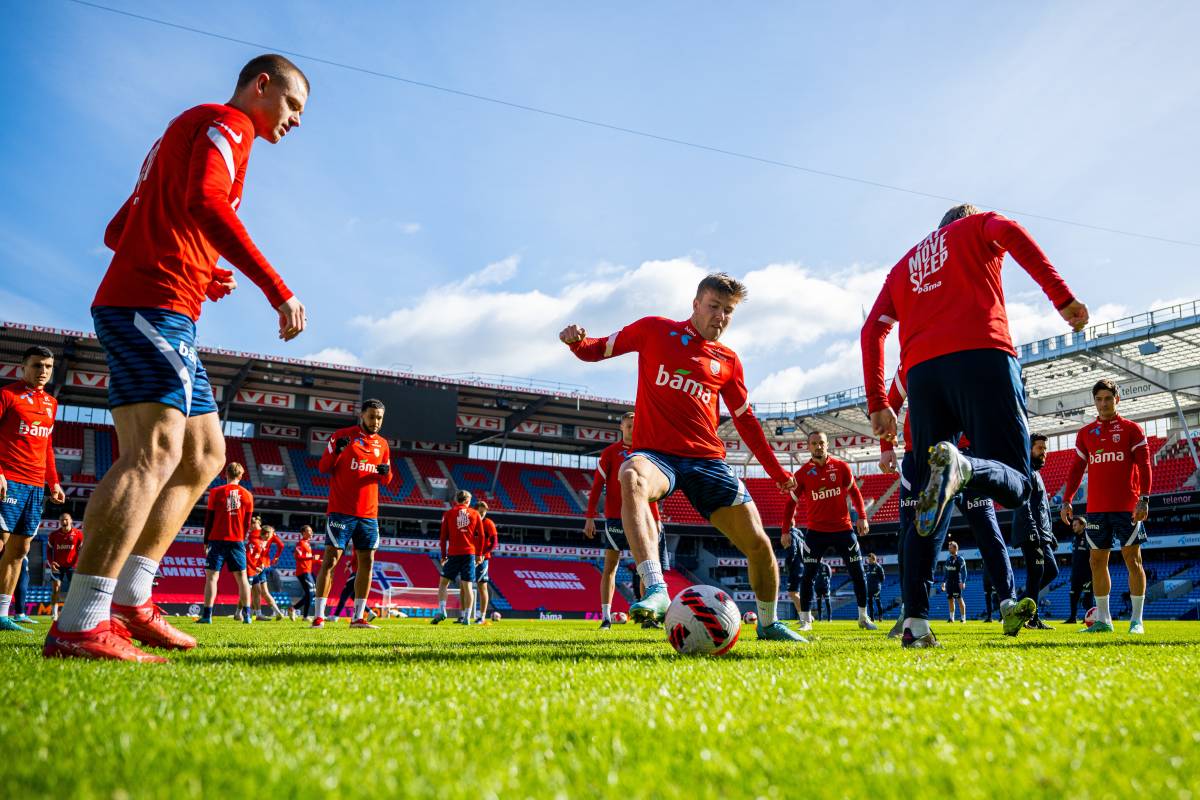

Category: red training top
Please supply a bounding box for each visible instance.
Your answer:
[862,213,1075,413]
[293,540,318,575]
[319,425,396,518]
[245,534,266,577]
[48,527,84,569]
[263,531,284,565]
[205,482,253,542]
[480,517,499,560]
[568,316,787,482]
[1061,415,1152,514]
[93,104,292,321]
[878,365,912,456]
[782,457,866,533]
[439,504,483,558]
[586,440,664,522]
[0,381,59,488]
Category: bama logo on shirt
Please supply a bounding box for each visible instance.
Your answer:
[811,486,842,501]
[17,420,52,438]
[1089,449,1125,465]
[350,458,381,474]
[654,363,713,404]
[908,228,948,294]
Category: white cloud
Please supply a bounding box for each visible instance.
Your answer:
[457,254,520,291]
[397,222,422,235]
[300,347,363,367]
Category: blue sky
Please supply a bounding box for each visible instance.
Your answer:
[2,2,1197,402]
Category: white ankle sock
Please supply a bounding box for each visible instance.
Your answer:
[353,599,366,619]
[858,606,869,622]
[112,555,158,607]
[315,597,328,619]
[756,600,777,626]
[0,594,11,618]
[57,574,116,632]
[1131,595,1144,623]
[1096,595,1111,623]
[907,617,931,637]
[601,603,612,622]
[636,559,665,590]
[438,600,447,614]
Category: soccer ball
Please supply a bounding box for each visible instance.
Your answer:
[1084,607,1099,628]
[742,610,758,625]
[665,585,742,656]
[491,611,502,622]
[613,611,629,624]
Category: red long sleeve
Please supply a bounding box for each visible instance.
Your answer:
[44,434,59,487]
[861,285,898,413]
[104,194,134,251]
[730,409,788,484]
[1061,455,1087,504]
[586,468,603,518]
[318,441,339,475]
[1135,444,1152,496]
[439,515,450,560]
[879,376,906,454]
[782,492,798,531]
[982,216,1075,310]
[185,132,292,309]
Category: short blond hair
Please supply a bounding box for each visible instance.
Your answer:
[226,462,245,479]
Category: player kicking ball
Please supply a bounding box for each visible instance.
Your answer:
[1060,380,1152,634]
[311,400,396,629]
[561,273,802,642]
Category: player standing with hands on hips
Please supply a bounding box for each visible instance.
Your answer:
[44,55,310,661]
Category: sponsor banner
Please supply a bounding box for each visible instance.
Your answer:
[1152,492,1199,510]
[513,421,563,438]
[310,429,335,446]
[67,370,109,389]
[457,413,503,432]
[833,435,877,448]
[413,441,461,453]
[724,439,743,452]
[734,591,791,603]
[427,477,449,489]
[717,554,894,567]
[260,463,285,477]
[487,557,623,612]
[235,389,295,409]
[260,423,300,440]
[0,363,19,379]
[54,447,83,458]
[309,395,358,415]
[575,426,619,443]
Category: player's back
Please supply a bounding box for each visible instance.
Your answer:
[441,505,481,555]
[208,483,251,541]
[94,104,255,319]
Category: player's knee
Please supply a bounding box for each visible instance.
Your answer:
[129,425,186,480]
[619,466,651,502]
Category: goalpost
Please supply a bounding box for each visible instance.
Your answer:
[380,586,460,618]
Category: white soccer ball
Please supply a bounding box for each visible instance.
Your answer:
[491,611,502,622]
[613,611,629,624]
[1084,606,1099,628]
[742,610,758,625]
[665,584,742,656]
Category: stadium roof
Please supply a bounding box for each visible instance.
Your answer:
[4,299,1199,465]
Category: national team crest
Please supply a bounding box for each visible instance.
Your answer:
[1113,432,1121,442]
[709,358,722,377]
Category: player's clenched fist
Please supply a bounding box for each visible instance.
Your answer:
[559,324,586,345]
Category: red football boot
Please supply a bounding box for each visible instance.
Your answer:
[43,619,168,663]
[311,617,325,628]
[111,602,198,651]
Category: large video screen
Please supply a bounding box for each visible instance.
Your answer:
[361,380,459,443]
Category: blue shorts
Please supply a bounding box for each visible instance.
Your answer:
[326,514,380,551]
[601,518,628,552]
[50,566,75,588]
[441,554,476,583]
[783,534,805,592]
[205,540,247,573]
[631,450,750,520]
[0,480,44,537]
[475,559,490,584]
[1084,512,1148,551]
[92,306,218,417]
[249,572,269,587]
[945,584,963,599]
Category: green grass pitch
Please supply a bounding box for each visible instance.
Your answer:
[3,618,1199,799]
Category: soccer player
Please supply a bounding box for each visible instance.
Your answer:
[255,525,287,620]
[1063,516,1095,625]
[813,560,833,622]
[939,541,967,623]
[0,346,65,633]
[198,462,254,624]
[782,431,875,631]
[48,513,84,621]
[780,526,807,621]
[1060,380,1152,634]
[561,273,802,642]
[290,525,318,620]
[1013,434,1058,630]
[476,501,498,623]
[864,553,885,621]
[583,412,664,629]
[311,400,395,629]
[244,534,267,624]
[45,56,309,661]
[433,491,483,625]
[862,204,1088,648]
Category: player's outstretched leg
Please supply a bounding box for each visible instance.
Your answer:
[916,441,974,537]
[619,459,673,623]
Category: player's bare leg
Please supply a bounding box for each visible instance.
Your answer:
[458,579,475,625]
[1122,544,1146,633]
[711,503,804,642]
[1085,548,1116,632]
[479,581,491,621]
[350,548,378,627]
[311,547,343,626]
[787,591,804,620]
[0,533,33,630]
[599,549,620,628]
[618,457,671,622]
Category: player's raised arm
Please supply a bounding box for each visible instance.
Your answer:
[318,434,349,474]
[560,318,654,362]
[861,280,900,441]
[981,214,1088,331]
[718,358,792,490]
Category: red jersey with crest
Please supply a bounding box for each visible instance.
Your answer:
[440,504,483,558]
[1061,415,1151,513]
[263,531,284,565]
[586,440,665,521]
[782,457,866,533]
[93,104,292,321]
[294,539,318,575]
[862,213,1076,413]
[245,535,266,577]
[568,316,787,482]
[205,482,254,542]
[480,517,499,560]
[0,381,59,487]
[318,425,396,518]
[48,526,84,568]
